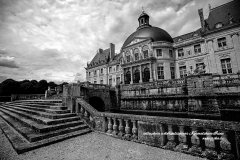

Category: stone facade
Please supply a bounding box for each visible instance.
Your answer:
[86,1,240,86]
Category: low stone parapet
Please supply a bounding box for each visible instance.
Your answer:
[76,97,240,160]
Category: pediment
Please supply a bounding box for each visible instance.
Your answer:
[126,37,149,47]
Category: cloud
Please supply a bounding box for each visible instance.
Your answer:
[0,0,233,83]
[0,56,19,68]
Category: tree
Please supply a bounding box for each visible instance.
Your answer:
[36,80,48,94]
[48,81,57,90]
[0,79,20,96]
[19,81,34,94]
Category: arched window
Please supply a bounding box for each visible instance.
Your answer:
[126,51,131,63]
[134,48,140,61]
[133,69,140,83]
[143,67,150,82]
[125,71,131,84]
[142,45,149,58]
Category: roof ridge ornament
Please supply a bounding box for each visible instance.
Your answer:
[142,6,144,13]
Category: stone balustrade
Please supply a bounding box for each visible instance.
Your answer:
[11,94,45,101]
[76,97,240,160]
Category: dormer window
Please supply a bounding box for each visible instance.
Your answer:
[193,33,198,37]
[126,55,131,62]
[215,22,223,29]
[217,37,227,47]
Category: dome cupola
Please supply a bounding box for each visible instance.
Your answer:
[137,8,152,30]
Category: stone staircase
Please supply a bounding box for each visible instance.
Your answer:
[0,100,91,153]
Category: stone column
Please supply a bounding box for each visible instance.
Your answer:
[112,118,118,137]
[149,62,153,82]
[118,118,124,137]
[189,127,202,155]
[232,33,240,71]
[122,69,125,84]
[207,40,218,74]
[203,129,218,159]
[165,125,176,150]
[219,130,235,160]
[130,67,133,84]
[107,117,113,134]
[124,119,131,140]
[138,46,143,60]
[175,126,188,152]
[131,120,138,140]
[139,65,142,83]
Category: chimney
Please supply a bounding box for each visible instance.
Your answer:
[98,48,103,53]
[208,4,211,13]
[109,43,115,59]
[198,8,205,32]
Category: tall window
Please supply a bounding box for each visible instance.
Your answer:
[156,49,162,57]
[221,58,232,74]
[170,67,175,79]
[109,78,112,86]
[116,65,119,71]
[100,80,103,84]
[217,37,227,47]
[187,50,191,56]
[194,44,201,53]
[94,70,97,76]
[135,53,139,61]
[169,50,173,58]
[179,66,187,78]
[178,49,184,58]
[100,68,103,74]
[116,77,120,84]
[94,81,97,84]
[133,69,140,83]
[125,71,131,84]
[89,72,91,76]
[143,67,150,82]
[126,55,131,62]
[143,50,148,58]
[196,63,204,69]
[109,67,112,73]
[157,66,164,79]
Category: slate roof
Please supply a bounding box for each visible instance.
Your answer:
[87,49,110,68]
[205,0,240,31]
[173,29,201,42]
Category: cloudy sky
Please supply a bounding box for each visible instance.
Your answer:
[0,0,232,83]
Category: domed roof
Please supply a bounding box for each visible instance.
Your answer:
[122,26,174,49]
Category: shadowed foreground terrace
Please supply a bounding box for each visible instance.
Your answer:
[0,130,204,160]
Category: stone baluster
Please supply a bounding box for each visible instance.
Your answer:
[107,117,113,134]
[219,130,235,160]
[188,127,202,155]
[131,120,138,140]
[203,129,217,159]
[118,118,124,137]
[112,118,118,136]
[124,119,131,140]
[175,125,188,152]
[165,125,176,150]
[80,106,85,116]
[84,110,90,120]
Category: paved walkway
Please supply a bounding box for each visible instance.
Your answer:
[0,130,205,160]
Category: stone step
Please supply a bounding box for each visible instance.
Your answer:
[1,104,74,119]
[10,99,62,103]
[5,103,70,114]
[0,110,88,142]
[8,102,67,110]
[9,101,62,106]
[16,103,67,110]
[0,115,91,154]
[0,108,83,133]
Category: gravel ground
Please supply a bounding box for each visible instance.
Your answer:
[0,131,206,160]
